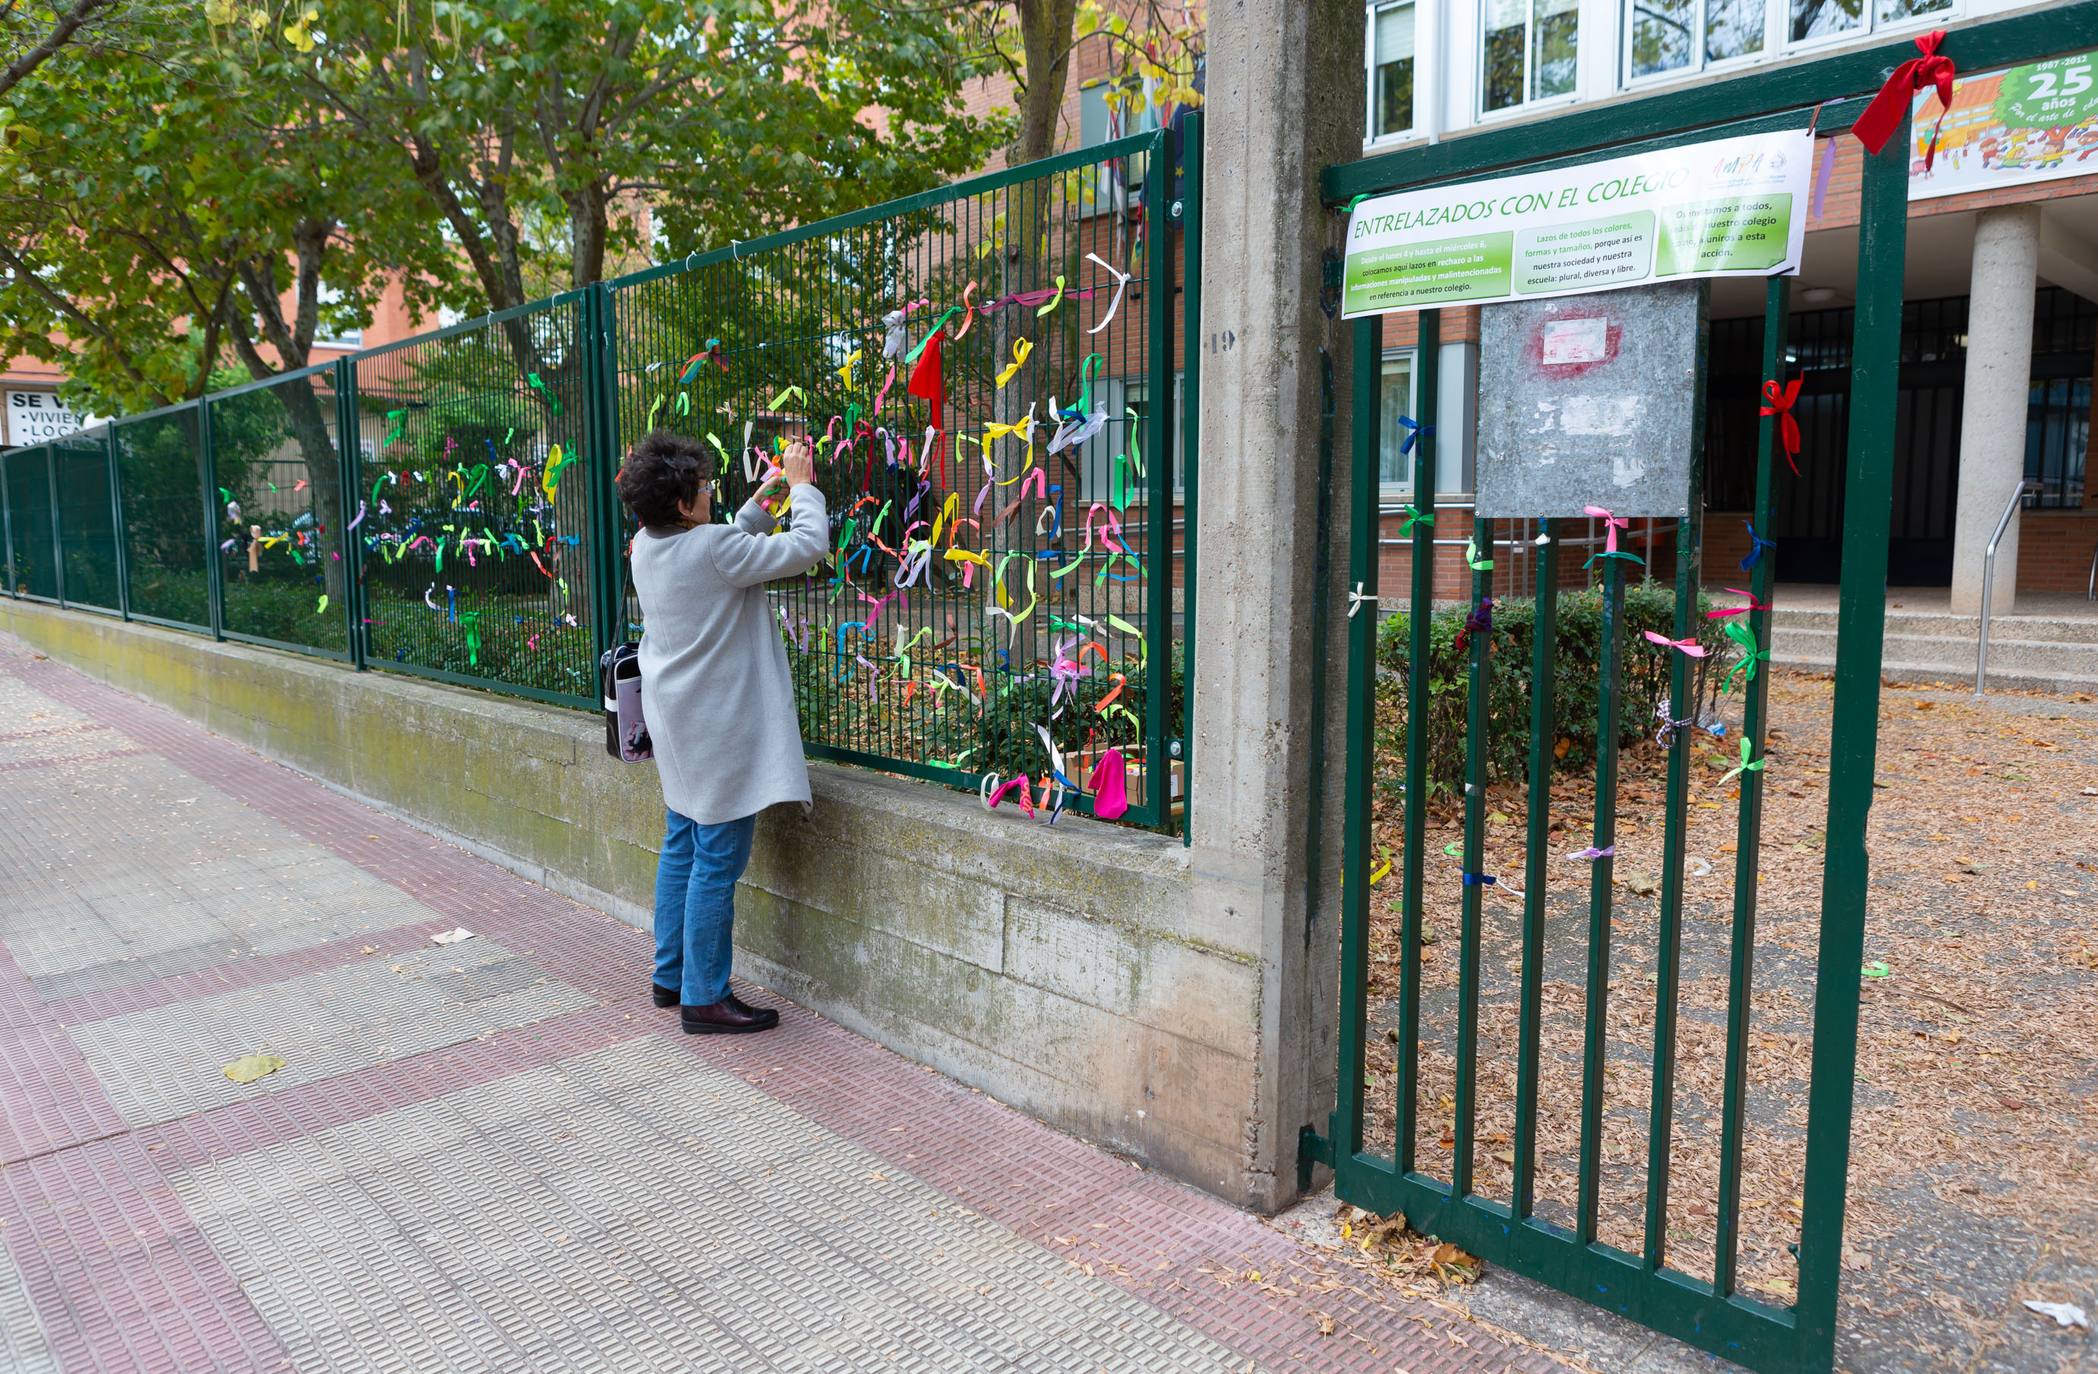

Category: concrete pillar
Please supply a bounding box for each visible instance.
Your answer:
[1189,0,1364,1211]
[1950,205,2041,614]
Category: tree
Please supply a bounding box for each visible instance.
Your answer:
[1,0,122,102]
[248,1,1013,312]
[961,0,1205,167]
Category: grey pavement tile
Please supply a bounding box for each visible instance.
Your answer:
[0,1240,57,1374]
[66,941,595,1125]
[170,1036,1259,1374]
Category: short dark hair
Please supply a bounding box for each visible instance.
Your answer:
[616,430,709,528]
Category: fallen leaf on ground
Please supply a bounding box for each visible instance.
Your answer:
[431,927,476,945]
[2022,1299,2089,1330]
[222,1053,285,1084]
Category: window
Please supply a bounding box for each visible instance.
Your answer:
[1080,374,1186,501]
[1078,80,1161,216]
[1627,0,1764,81]
[313,282,363,349]
[1484,0,1578,113]
[1377,352,1417,489]
[1367,2,1417,140]
[1788,0,1950,46]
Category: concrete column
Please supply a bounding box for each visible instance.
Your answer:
[1189,0,1364,1211]
[1950,205,2041,614]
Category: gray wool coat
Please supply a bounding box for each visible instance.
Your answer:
[631,483,829,824]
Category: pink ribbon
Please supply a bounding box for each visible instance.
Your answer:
[1642,630,1708,658]
[1584,505,1629,553]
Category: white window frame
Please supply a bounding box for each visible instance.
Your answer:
[312,281,364,350]
[1478,0,1586,122]
[1782,0,1962,57]
[1365,0,1422,146]
[1619,0,1771,88]
[1377,348,1419,496]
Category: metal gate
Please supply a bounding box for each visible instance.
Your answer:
[1301,9,2098,1372]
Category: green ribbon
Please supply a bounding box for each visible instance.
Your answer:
[459,610,481,667]
[1398,504,1434,536]
[1721,619,1768,695]
[1720,736,1765,784]
[1465,535,1493,572]
[527,371,561,414]
[383,409,406,448]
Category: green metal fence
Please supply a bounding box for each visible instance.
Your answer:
[605,126,1189,824]
[54,428,120,614]
[1303,8,2098,1373]
[114,402,212,632]
[207,366,352,660]
[0,129,1200,831]
[348,294,604,707]
[5,445,59,601]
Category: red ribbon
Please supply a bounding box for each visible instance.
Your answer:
[1760,377,1803,475]
[1850,29,1955,168]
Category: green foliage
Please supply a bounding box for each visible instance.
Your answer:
[1376,584,1732,792]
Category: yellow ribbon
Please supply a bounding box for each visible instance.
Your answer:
[836,348,861,389]
[995,338,1033,388]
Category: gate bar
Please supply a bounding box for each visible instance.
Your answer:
[1714,273,1792,1297]
[1575,550,1627,1242]
[1795,107,1910,1361]
[1334,315,1384,1164]
[1451,512,1493,1197]
[1393,308,1441,1173]
[1510,517,1557,1219]
[1642,286,1710,1272]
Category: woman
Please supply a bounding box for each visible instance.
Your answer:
[615,430,826,1034]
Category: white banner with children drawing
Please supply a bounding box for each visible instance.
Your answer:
[1909,48,2098,200]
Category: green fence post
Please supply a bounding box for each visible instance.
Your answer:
[1176,110,1202,845]
[1144,125,1176,832]
[2,449,14,596]
[336,358,366,669]
[200,395,225,641]
[584,282,623,668]
[106,426,130,620]
[45,443,65,607]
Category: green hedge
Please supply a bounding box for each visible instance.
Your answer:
[1376,584,1731,794]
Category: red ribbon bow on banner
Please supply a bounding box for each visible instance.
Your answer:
[1760,377,1803,474]
[1851,29,1955,168]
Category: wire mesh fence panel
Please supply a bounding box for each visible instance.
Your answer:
[55,428,120,612]
[6,446,59,600]
[115,403,211,629]
[607,132,1179,824]
[350,299,600,706]
[208,370,349,657]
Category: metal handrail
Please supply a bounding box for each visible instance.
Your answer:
[1974,479,2037,696]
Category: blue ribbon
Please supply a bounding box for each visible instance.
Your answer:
[1397,415,1435,455]
[1741,520,1776,571]
[1461,872,1497,888]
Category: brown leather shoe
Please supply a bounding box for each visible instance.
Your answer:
[650,982,678,1008]
[680,999,780,1034]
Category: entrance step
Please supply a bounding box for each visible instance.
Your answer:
[1768,606,2098,694]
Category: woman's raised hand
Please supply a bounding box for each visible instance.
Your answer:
[781,438,816,488]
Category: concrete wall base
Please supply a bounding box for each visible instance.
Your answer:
[1,602,1273,1205]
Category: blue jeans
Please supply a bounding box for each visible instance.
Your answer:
[652,810,757,1006]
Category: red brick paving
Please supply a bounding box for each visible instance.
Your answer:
[0,634,1553,1373]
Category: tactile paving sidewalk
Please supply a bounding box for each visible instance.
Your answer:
[0,633,1557,1374]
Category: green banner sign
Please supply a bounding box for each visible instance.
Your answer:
[1342,131,1810,318]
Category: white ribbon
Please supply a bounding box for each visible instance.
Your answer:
[1346,582,1379,618]
[1084,253,1132,335]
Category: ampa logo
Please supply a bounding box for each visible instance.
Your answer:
[1712,149,1780,176]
